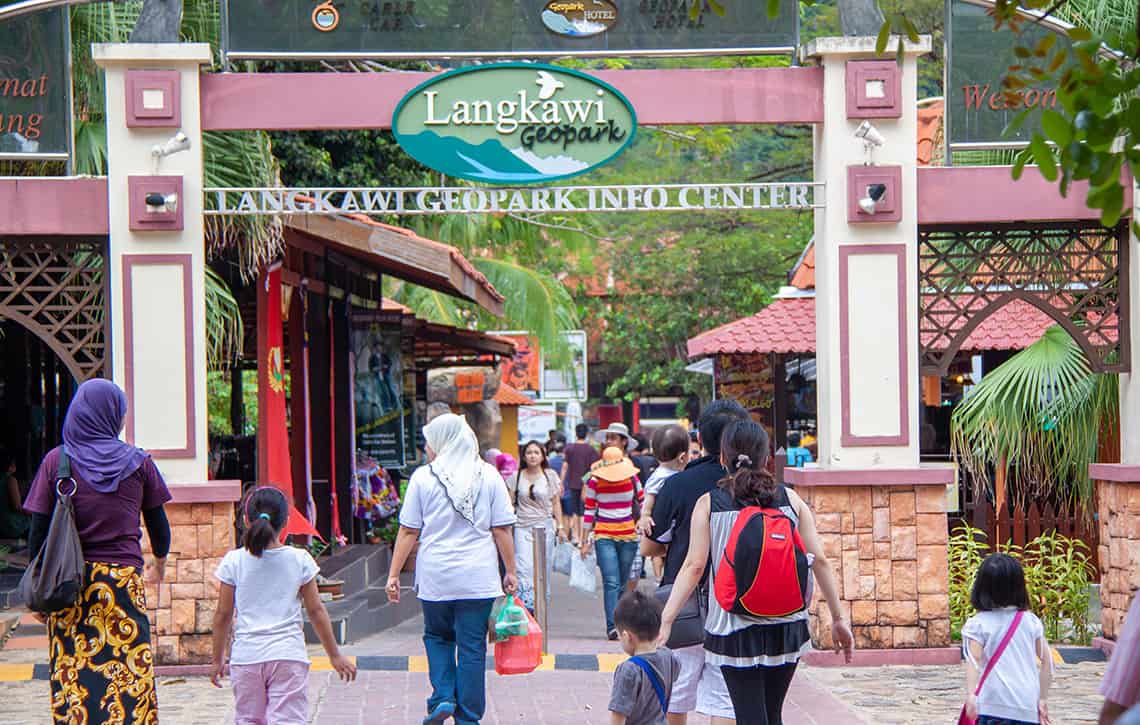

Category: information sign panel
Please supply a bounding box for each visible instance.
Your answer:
[0,3,71,159]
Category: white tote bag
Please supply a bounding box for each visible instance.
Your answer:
[569,550,598,594]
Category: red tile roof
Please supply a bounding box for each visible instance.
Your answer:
[688,297,816,358]
[688,297,1081,358]
[789,242,815,290]
[494,382,535,406]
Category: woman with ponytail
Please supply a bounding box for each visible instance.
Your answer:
[210,487,356,723]
[658,420,853,724]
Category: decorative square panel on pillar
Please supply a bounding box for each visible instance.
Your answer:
[847,165,902,223]
[846,60,901,118]
[122,254,196,459]
[128,175,184,231]
[125,70,181,127]
[839,245,909,446]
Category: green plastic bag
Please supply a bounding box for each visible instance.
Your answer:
[492,594,529,642]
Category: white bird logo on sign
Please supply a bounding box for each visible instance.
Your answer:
[535,71,565,100]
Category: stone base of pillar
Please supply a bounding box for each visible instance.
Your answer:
[785,467,953,650]
[141,481,242,665]
[1091,465,1140,640]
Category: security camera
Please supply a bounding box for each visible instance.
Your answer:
[144,192,178,213]
[858,183,887,215]
[152,131,191,158]
[854,121,885,149]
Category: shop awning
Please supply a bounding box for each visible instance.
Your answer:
[284,213,504,315]
[379,299,517,364]
[688,297,816,358]
[688,297,1077,359]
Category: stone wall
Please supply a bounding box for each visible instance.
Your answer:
[798,483,950,649]
[142,499,236,665]
[1096,479,1140,640]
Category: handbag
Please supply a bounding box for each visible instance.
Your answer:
[958,610,1025,725]
[18,449,85,614]
[654,582,707,649]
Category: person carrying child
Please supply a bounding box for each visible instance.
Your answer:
[210,487,357,725]
[609,590,681,725]
[635,424,691,580]
[961,552,1053,725]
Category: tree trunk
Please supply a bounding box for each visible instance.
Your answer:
[130,0,183,42]
[838,0,885,36]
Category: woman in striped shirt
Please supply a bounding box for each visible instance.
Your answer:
[579,446,644,640]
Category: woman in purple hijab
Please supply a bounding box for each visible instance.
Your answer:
[24,378,173,724]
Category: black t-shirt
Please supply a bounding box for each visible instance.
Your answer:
[648,455,727,586]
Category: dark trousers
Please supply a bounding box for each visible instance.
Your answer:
[420,598,496,725]
[721,663,798,725]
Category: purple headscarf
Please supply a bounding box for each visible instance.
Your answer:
[62,379,148,494]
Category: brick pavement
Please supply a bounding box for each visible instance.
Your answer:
[0,572,1111,724]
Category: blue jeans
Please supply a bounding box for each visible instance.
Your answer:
[420,598,495,724]
[594,538,638,631]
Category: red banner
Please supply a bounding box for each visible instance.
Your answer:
[258,266,321,539]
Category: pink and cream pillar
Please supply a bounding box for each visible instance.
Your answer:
[1091,180,1140,647]
[94,44,239,667]
[786,36,957,658]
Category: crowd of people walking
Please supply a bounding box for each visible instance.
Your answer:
[15,383,1140,725]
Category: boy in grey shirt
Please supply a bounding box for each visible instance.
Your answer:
[608,590,680,725]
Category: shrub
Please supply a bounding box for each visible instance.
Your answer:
[948,524,989,640]
[948,525,1095,644]
[1002,530,1096,644]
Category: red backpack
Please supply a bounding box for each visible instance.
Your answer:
[714,505,810,618]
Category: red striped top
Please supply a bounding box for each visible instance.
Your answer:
[582,474,644,541]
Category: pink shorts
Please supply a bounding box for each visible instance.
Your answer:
[230,660,310,725]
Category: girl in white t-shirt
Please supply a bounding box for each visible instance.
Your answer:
[962,553,1053,725]
[210,487,356,725]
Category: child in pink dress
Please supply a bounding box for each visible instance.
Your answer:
[210,488,356,724]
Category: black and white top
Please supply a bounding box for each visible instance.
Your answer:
[704,485,813,668]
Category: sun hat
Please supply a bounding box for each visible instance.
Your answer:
[593,422,636,451]
[590,446,640,482]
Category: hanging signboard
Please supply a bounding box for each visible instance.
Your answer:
[946,0,1071,149]
[542,330,588,400]
[0,3,71,160]
[493,331,542,396]
[206,181,823,216]
[715,354,773,429]
[222,0,798,60]
[393,63,636,184]
[351,319,408,468]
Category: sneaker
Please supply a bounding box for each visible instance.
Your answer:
[423,702,455,724]
[607,628,619,641]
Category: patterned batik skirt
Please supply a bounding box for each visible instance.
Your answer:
[47,562,158,725]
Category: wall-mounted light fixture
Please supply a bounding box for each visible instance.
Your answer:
[858,183,888,215]
[150,131,190,173]
[854,120,885,164]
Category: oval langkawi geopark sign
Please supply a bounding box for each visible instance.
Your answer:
[541,0,619,38]
[392,62,637,185]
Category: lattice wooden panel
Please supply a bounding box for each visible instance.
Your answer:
[919,221,1128,374]
[0,237,107,381]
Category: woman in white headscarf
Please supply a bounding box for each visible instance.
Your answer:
[386,414,518,725]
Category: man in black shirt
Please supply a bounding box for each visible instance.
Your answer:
[640,399,748,725]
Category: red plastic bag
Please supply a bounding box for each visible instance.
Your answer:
[493,606,543,675]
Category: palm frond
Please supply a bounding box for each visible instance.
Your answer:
[951,325,1117,509]
[204,264,243,369]
[471,257,580,367]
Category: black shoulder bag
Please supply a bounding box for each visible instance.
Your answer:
[19,450,85,614]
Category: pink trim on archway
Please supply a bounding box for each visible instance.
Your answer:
[917,166,1133,225]
[0,178,109,235]
[200,67,825,131]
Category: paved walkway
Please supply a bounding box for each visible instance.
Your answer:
[0,572,1111,723]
